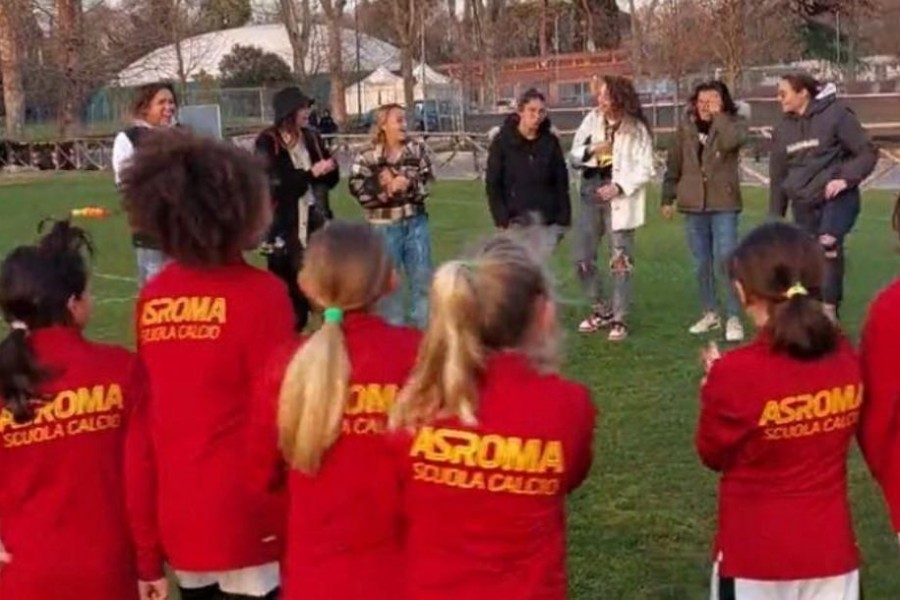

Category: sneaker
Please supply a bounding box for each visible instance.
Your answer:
[689,312,721,335]
[725,317,745,342]
[578,310,613,333]
[608,322,629,342]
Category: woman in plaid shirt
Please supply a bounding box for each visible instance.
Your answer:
[349,103,434,329]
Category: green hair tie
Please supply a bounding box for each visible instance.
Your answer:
[323,307,344,324]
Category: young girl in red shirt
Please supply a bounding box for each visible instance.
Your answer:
[697,222,862,600]
[120,129,295,600]
[390,234,597,600]
[249,221,420,599]
[0,221,165,600]
[859,192,900,545]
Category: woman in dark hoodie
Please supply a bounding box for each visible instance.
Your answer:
[769,73,877,322]
[255,87,340,331]
[485,88,570,257]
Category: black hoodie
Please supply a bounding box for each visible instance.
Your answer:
[485,114,571,228]
[769,84,877,216]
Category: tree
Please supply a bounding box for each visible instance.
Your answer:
[0,0,26,139]
[319,0,347,124]
[700,0,800,91]
[643,0,709,107]
[199,0,252,29]
[278,0,312,80]
[56,0,84,138]
[219,44,292,87]
[469,0,505,106]
[387,0,438,115]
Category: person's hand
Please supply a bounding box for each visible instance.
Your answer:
[138,578,169,600]
[825,179,848,200]
[0,540,11,573]
[596,183,620,202]
[311,159,333,177]
[389,175,411,194]
[662,205,675,220]
[377,169,394,189]
[700,341,721,374]
[590,141,612,157]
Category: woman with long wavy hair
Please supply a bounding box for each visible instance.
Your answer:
[570,75,655,341]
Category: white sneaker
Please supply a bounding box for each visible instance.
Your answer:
[725,317,745,342]
[689,313,721,335]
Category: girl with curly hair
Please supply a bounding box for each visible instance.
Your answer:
[570,75,655,341]
[120,129,295,600]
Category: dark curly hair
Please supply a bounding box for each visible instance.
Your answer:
[0,220,93,423]
[600,75,651,134]
[120,129,270,267]
[690,80,739,119]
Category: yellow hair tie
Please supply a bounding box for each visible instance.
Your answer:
[785,283,808,299]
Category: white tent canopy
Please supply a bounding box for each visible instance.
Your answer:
[114,23,402,87]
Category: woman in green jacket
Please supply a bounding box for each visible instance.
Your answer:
[662,80,749,342]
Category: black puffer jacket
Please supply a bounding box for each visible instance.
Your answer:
[769,84,877,216]
[485,115,571,228]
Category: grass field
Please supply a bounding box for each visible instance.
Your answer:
[1,173,898,599]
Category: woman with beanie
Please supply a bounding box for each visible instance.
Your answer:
[255,87,340,331]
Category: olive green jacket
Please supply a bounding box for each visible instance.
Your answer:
[662,112,749,213]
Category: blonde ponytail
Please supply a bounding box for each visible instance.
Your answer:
[391,262,484,429]
[278,318,351,474]
[392,234,555,431]
[274,220,392,475]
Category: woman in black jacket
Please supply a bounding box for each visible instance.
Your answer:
[255,87,339,331]
[485,88,570,256]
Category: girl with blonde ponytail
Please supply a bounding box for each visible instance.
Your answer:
[248,220,421,600]
[391,233,597,600]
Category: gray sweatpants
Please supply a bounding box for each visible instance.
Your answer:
[572,176,635,323]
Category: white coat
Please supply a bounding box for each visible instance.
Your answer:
[570,109,656,231]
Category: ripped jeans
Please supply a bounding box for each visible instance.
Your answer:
[573,177,635,323]
[792,189,861,309]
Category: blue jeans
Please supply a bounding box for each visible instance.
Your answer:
[372,213,433,329]
[684,212,740,319]
[135,247,167,286]
[574,176,635,323]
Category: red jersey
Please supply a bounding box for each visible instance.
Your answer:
[0,327,161,600]
[860,278,900,531]
[696,335,862,580]
[396,352,596,600]
[135,261,294,572]
[248,314,421,600]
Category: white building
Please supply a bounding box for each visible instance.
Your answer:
[344,64,459,116]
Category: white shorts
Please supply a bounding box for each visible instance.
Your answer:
[176,562,280,597]
[711,559,859,600]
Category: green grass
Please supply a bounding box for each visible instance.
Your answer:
[1,173,898,598]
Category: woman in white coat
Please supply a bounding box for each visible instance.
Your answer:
[570,75,655,341]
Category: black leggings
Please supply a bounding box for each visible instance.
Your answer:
[266,250,310,332]
[179,584,279,600]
